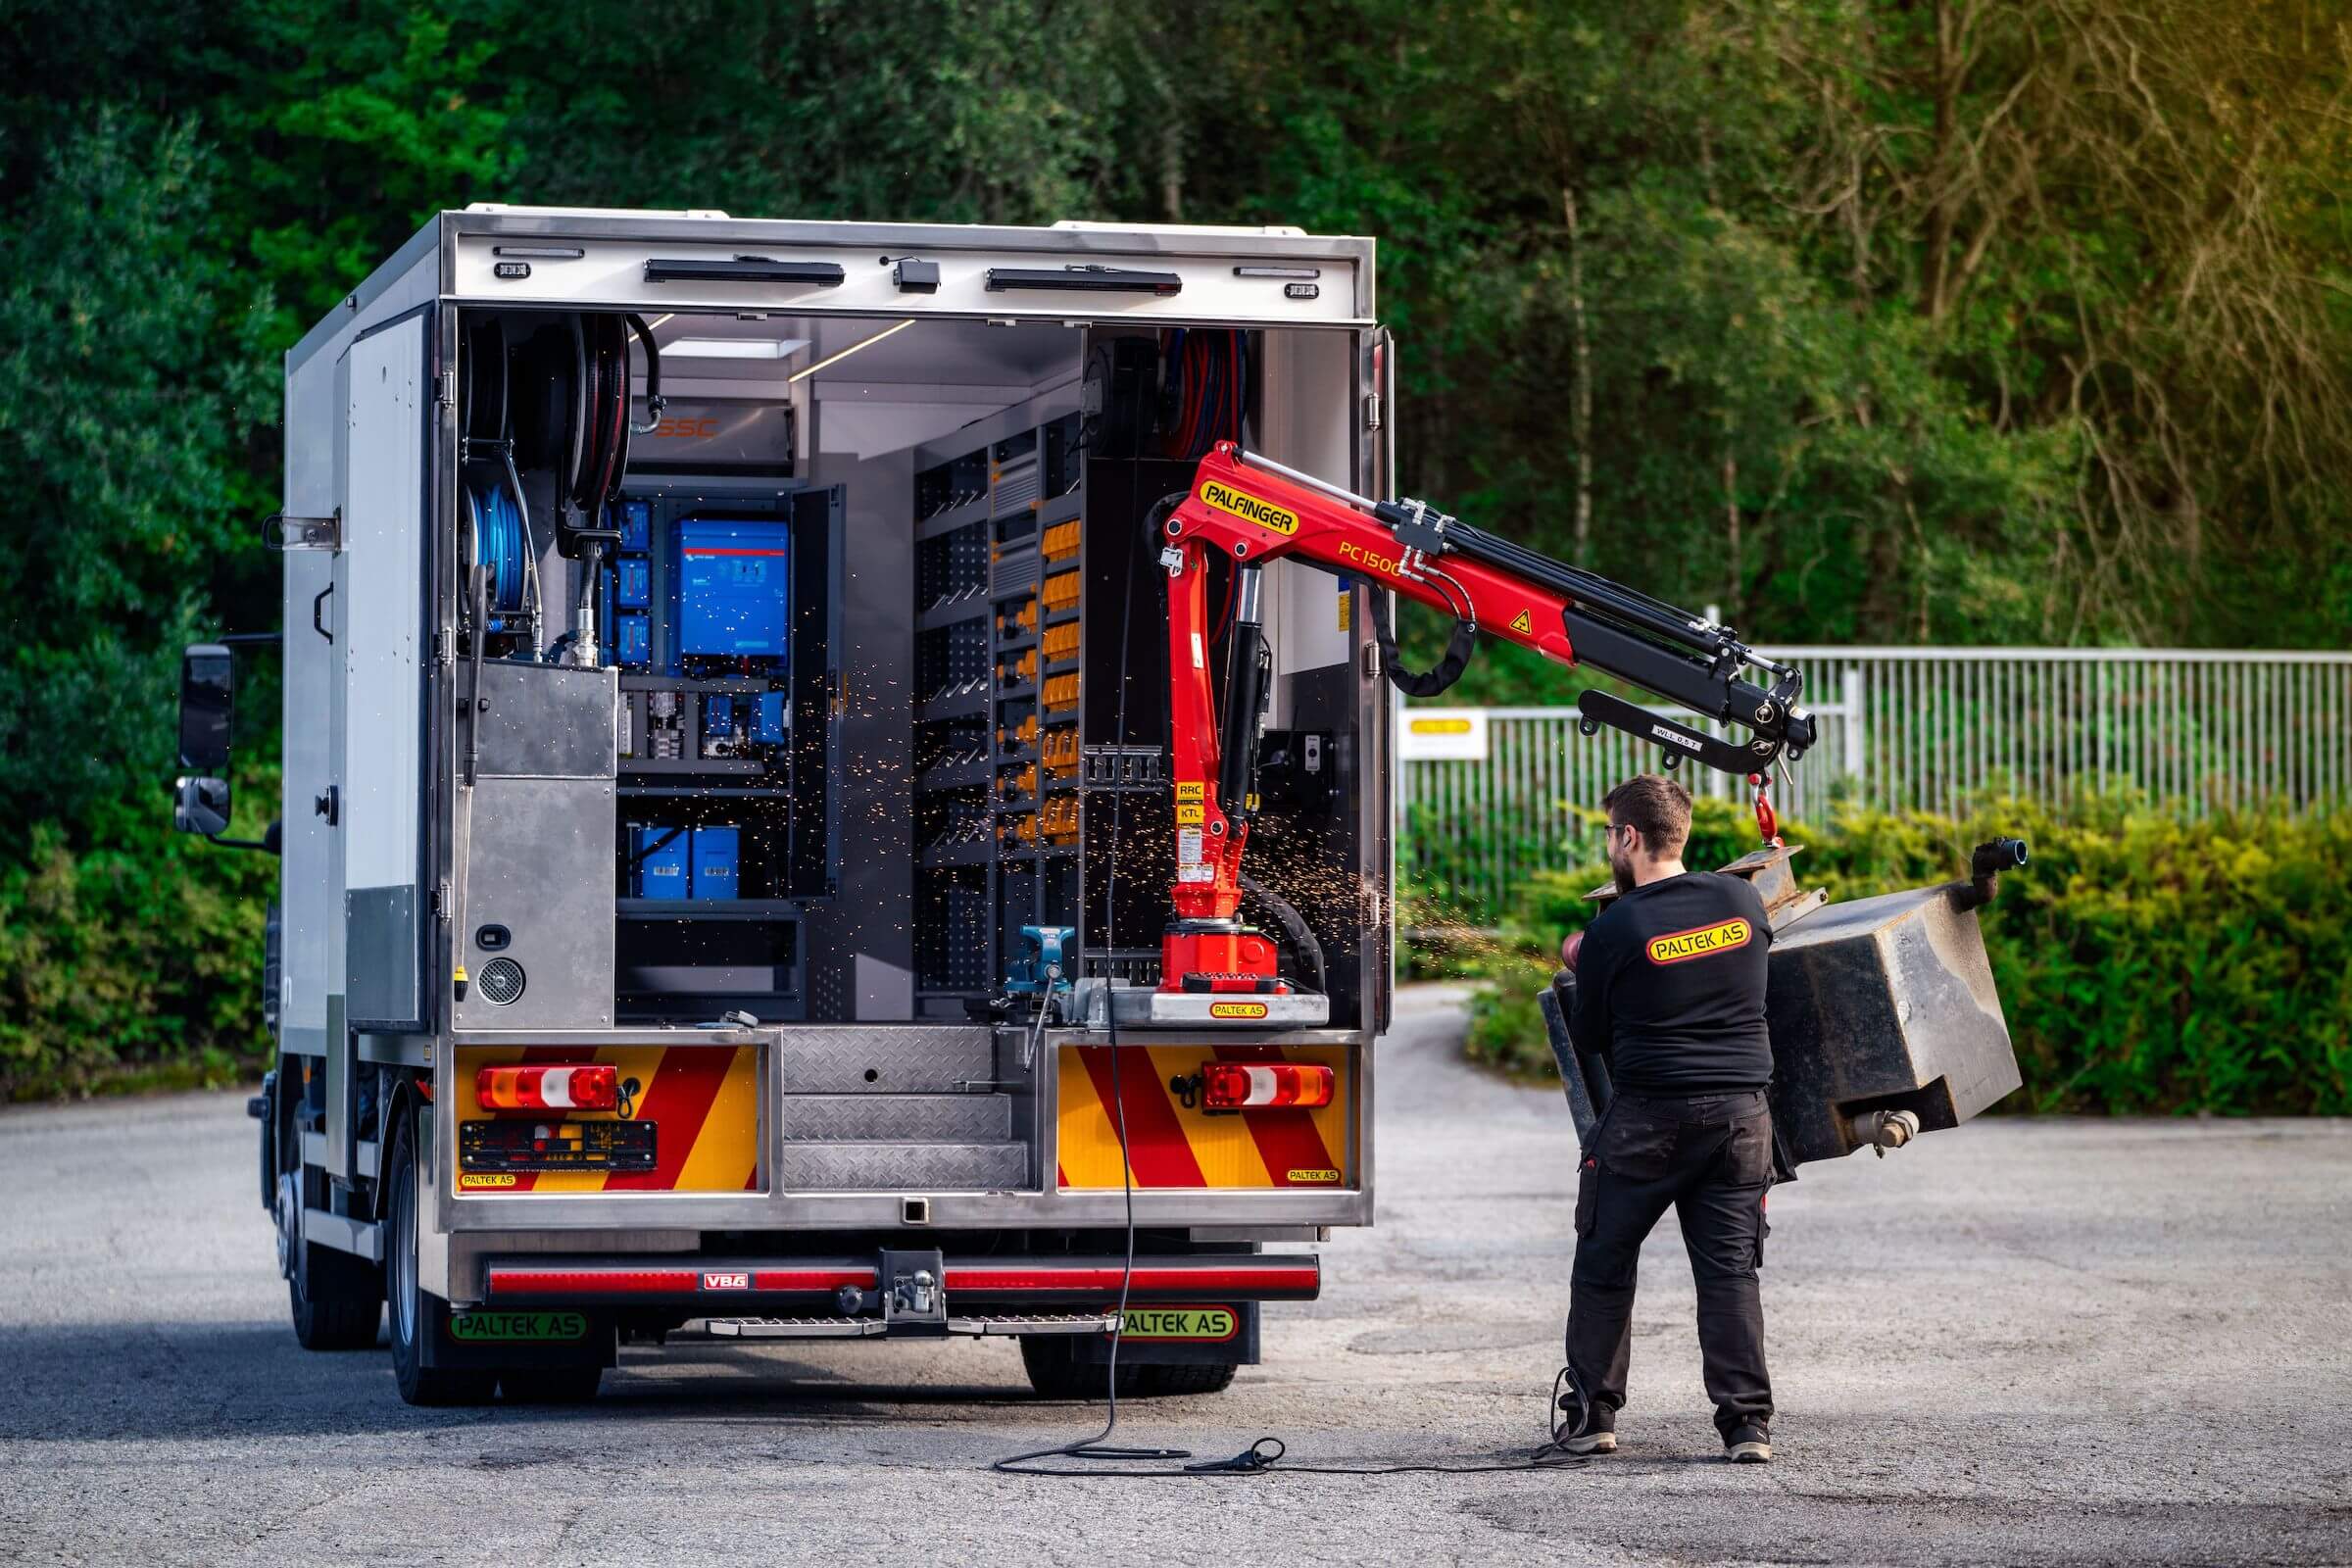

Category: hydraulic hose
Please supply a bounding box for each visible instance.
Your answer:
[1367,587,1478,698]
[625,313,666,434]
[1239,872,1326,994]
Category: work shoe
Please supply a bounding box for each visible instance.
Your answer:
[1723,1423,1772,1463]
[1553,1394,1617,1455]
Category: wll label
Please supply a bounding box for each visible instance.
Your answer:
[1176,826,1212,881]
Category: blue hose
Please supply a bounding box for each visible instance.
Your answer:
[466,475,529,628]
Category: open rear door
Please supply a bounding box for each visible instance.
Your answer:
[340,311,433,1035]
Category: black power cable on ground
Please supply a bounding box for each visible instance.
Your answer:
[991,499,1592,1481]
[993,498,1179,1477]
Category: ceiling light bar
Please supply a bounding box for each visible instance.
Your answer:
[787,318,918,383]
[663,337,810,361]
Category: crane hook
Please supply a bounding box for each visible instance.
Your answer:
[1748,772,1783,848]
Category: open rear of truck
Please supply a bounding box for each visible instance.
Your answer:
[241,207,1392,1401]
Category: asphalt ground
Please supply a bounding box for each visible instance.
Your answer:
[2,988,2347,1566]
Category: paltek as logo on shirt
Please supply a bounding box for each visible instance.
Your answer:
[1646,917,1752,965]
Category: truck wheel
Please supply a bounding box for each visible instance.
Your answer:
[385,1118,496,1406]
[270,1073,381,1350]
[500,1366,603,1404]
[1141,1362,1238,1397]
[1019,1336,1141,1400]
[288,1240,383,1350]
[257,1072,276,1211]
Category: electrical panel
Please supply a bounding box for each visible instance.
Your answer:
[602,485,844,1023]
[677,518,791,662]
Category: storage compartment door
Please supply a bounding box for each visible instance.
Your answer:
[790,484,846,897]
[340,311,432,1030]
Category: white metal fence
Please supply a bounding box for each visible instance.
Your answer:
[1399,647,2352,921]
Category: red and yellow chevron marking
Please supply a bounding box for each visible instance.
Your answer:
[453,1044,760,1195]
[1056,1043,1351,1190]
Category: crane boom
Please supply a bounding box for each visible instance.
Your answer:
[1152,442,1817,1008]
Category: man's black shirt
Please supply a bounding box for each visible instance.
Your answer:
[1569,871,1774,1093]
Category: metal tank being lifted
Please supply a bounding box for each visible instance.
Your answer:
[1542,838,2030,1169]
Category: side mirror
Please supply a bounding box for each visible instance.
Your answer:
[174,775,232,836]
[179,643,235,773]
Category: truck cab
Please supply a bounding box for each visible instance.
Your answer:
[180,206,1393,1403]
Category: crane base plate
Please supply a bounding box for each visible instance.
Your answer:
[1085,985,1331,1028]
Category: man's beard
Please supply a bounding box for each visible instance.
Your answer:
[1610,853,1637,895]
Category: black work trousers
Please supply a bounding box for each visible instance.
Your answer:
[1567,1089,1773,1440]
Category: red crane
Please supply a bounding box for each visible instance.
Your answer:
[1152,443,1818,1011]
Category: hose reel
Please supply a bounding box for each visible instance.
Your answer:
[464,476,530,627]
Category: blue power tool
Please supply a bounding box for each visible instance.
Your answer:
[1005,925,1075,999]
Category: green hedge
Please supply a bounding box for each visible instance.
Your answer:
[12,788,2350,1113]
[0,814,274,1100]
[1429,795,2352,1116]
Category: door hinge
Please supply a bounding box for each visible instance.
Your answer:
[436,369,458,410]
[266,511,342,552]
[432,880,452,919]
[436,627,456,666]
[1364,392,1383,431]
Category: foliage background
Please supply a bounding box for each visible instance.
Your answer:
[2,1,2345,1098]
[1433,796,2352,1117]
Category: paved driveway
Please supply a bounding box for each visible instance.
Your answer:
[3,990,2346,1565]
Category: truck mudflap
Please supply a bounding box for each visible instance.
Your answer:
[478,1251,1320,1313]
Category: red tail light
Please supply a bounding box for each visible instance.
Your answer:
[475,1063,618,1111]
[1200,1061,1334,1110]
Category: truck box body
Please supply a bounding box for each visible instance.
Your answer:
[263,208,1391,1391]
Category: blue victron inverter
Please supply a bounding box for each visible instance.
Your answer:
[677,517,791,662]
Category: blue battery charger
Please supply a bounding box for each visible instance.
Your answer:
[689,826,739,901]
[630,825,691,898]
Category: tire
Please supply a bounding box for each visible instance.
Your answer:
[289,1239,383,1350]
[257,1072,276,1212]
[1019,1336,1142,1400]
[500,1366,603,1404]
[386,1117,497,1407]
[279,1086,382,1351]
[1142,1361,1238,1397]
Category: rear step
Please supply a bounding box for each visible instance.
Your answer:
[702,1311,1118,1340]
[769,1026,1026,1191]
[772,1141,1028,1191]
[772,1026,997,1093]
[777,1094,1010,1141]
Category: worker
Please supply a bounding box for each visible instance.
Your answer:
[1553,774,1777,1464]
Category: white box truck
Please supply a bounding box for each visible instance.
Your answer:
[175,206,1393,1403]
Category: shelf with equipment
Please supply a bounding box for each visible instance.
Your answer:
[597,483,844,1025]
[908,410,1091,1007]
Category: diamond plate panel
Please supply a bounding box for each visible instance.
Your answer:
[778,1094,1012,1142]
[773,1141,1030,1192]
[771,1026,998,1094]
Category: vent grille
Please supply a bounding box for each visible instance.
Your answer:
[476,956,525,1006]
